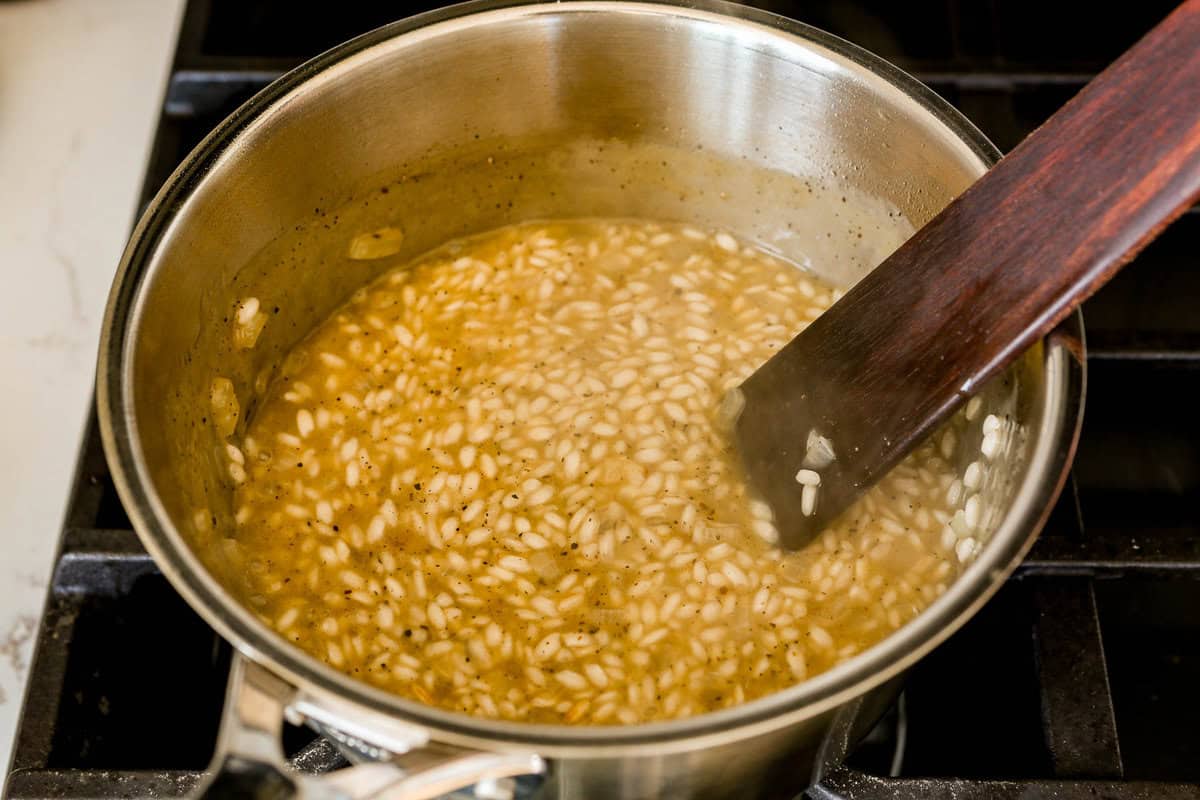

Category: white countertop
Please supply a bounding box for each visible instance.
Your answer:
[0,0,185,773]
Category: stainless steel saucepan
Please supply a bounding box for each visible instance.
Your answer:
[98,2,1085,797]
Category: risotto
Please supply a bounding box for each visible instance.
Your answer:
[223,219,962,724]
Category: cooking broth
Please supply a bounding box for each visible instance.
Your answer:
[223,219,962,724]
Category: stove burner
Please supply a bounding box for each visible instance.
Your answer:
[7,1,1200,798]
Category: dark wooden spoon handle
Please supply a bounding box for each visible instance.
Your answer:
[738,0,1200,548]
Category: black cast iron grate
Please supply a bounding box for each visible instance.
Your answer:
[6,1,1200,798]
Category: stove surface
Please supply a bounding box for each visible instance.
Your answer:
[6,1,1200,798]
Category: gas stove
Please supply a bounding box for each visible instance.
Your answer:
[6,1,1200,798]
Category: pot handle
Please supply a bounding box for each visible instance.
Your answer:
[195,655,309,799]
[196,653,545,800]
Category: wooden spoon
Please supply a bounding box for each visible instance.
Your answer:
[735,0,1200,550]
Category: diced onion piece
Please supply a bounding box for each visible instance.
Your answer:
[528,551,561,582]
[210,377,240,438]
[716,387,745,432]
[348,226,406,260]
[803,428,836,469]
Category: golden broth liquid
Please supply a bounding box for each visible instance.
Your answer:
[226,219,959,724]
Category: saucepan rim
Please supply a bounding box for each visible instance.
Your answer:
[97,0,1085,754]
